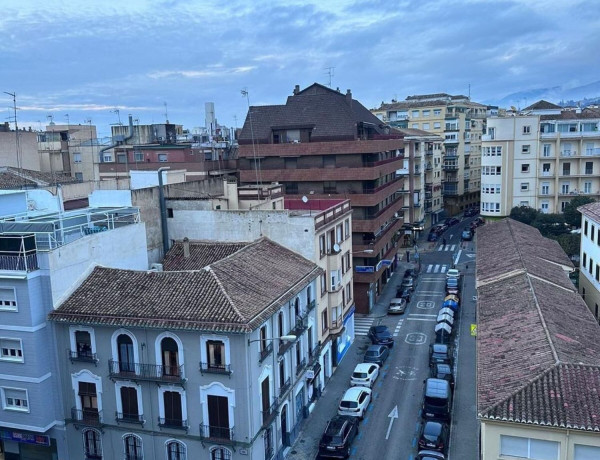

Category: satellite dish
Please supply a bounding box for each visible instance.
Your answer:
[333,243,341,253]
[301,196,308,203]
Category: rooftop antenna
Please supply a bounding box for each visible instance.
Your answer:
[64,113,70,127]
[164,102,169,123]
[241,88,262,188]
[325,67,335,88]
[3,91,21,171]
[468,83,471,100]
[111,108,122,125]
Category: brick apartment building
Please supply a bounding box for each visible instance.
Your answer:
[237,83,406,313]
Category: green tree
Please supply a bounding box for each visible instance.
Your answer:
[509,206,539,226]
[557,233,580,257]
[532,213,569,238]
[563,196,596,227]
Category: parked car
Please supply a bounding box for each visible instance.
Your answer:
[318,415,359,458]
[388,297,407,315]
[363,344,390,366]
[417,450,446,460]
[338,387,372,419]
[422,378,452,421]
[430,363,455,390]
[427,232,440,242]
[463,207,478,217]
[401,276,417,292]
[446,278,459,295]
[430,343,453,367]
[404,268,419,278]
[399,288,412,303]
[368,325,394,347]
[418,420,450,453]
[437,313,454,328]
[461,229,473,241]
[445,268,460,280]
[438,307,455,319]
[473,216,485,227]
[444,217,460,226]
[351,363,380,388]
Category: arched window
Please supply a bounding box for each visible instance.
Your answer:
[210,446,232,460]
[82,428,102,459]
[117,334,135,373]
[161,337,179,376]
[166,440,186,460]
[124,434,143,460]
[306,286,312,306]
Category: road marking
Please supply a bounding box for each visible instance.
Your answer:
[354,317,374,336]
[405,332,427,344]
[386,406,399,440]
[454,249,462,266]
[410,314,437,317]
[393,319,404,336]
[434,264,440,272]
[416,300,435,309]
[407,317,437,321]
[450,244,456,251]
[438,245,443,252]
[426,264,433,273]
[441,265,447,273]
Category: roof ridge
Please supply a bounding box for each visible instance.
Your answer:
[205,267,247,326]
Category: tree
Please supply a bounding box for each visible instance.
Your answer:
[563,196,596,227]
[531,213,569,238]
[509,206,539,226]
[557,233,580,258]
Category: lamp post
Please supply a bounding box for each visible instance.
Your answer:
[247,335,296,346]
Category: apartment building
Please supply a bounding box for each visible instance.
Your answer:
[238,83,406,313]
[164,179,354,388]
[578,202,600,320]
[49,238,321,460]
[0,126,40,171]
[0,189,146,459]
[477,219,600,460]
[481,106,600,217]
[373,93,488,216]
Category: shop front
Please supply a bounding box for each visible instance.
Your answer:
[0,429,57,460]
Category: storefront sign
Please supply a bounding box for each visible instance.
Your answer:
[381,259,392,267]
[0,430,50,446]
[355,265,374,273]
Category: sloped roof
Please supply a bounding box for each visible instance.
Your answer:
[49,238,321,333]
[578,201,600,222]
[162,240,249,271]
[476,218,600,431]
[0,167,79,190]
[540,107,600,120]
[523,100,562,111]
[238,83,388,142]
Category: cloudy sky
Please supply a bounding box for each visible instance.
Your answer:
[1,0,599,138]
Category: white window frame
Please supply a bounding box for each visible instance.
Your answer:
[521,164,530,173]
[111,329,140,367]
[154,332,185,379]
[199,382,236,434]
[69,326,97,357]
[199,335,231,372]
[158,154,168,162]
[0,337,24,363]
[0,287,17,312]
[411,110,420,118]
[522,144,531,154]
[500,434,559,460]
[574,444,600,460]
[157,386,188,425]
[433,122,441,129]
[103,153,113,162]
[115,381,143,422]
[523,125,531,135]
[73,153,82,163]
[1,387,29,412]
[521,183,529,191]
[71,369,103,414]
[165,439,187,460]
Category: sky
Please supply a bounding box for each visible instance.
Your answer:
[1,0,600,138]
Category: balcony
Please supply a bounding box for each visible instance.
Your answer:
[425,149,433,156]
[329,317,343,334]
[443,163,459,171]
[444,176,459,183]
[259,343,273,363]
[108,360,185,385]
[279,377,291,399]
[71,408,103,427]
[443,186,459,196]
[199,424,235,443]
[308,342,321,364]
[262,399,279,427]
[199,362,232,376]
[425,163,433,171]
[307,299,316,312]
[296,358,307,376]
[481,134,495,141]
[68,350,98,365]
[116,412,144,425]
[158,417,188,431]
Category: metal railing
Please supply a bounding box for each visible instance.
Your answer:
[296,358,306,376]
[0,253,38,272]
[71,408,103,426]
[68,350,98,364]
[259,342,273,363]
[262,399,279,426]
[279,377,291,398]
[108,360,185,384]
[199,362,232,375]
[199,423,235,442]
[158,417,188,430]
[116,412,144,424]
[307,299,316,312]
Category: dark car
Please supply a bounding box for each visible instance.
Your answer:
[417,450,446,460]
[363,344,390,366]
[422,378,452,421]
[418,420,450,453]
[401,276,417,292]
[318,415,359,458]
[430,363,455,390]
[398,288,411,303]
[404,268,419,279]
[430,343,453,367]
[461,229,473,241]
[427,232,440,242]
[463,207,478,217]
[444,217,460,226]
[368,325,394,348]
[473,217,485,227]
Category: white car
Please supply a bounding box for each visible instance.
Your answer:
[350,363,380,388]
[388,298,407,314]
[446,269,460,280]
[338,387,372,419]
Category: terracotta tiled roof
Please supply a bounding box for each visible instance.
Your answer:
[0,167,78,189]
[476,218,600,431]
[540,107,600,120]
[162,240,249,271]
[523,100,562,111]
[49,238,322,333]
[578,201,600,222]
[393,128,443,139]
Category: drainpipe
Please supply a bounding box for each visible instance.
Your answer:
[98,115,135,163]
[158,167,171,257]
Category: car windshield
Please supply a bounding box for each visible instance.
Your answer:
[433,344,447,353]
[437,364,451,374]
[446,279,458,286]
[353,372,367,379]
[424,396,446,407]
[424,422,442,440]
[366,350,380,357]
[340,401,358,408]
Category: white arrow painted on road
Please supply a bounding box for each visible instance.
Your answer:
[466,253,476,258]
[386,406,399,440]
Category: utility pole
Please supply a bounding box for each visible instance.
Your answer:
[325,67,335,88]
[4,91,21,171]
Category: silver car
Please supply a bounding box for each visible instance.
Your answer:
[388,298,407,314]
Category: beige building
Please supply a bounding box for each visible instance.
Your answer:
[373,93,489,215]
[0,126,40,171]
[481,104,600,217]
[477,218,600,460]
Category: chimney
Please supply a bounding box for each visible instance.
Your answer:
[293,85,300,95]
[346,89,352,108]
[183,237,190,258]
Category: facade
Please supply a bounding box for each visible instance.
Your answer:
[164,180,354,389]
[373,93,489,216]
[481,106,600,217]
[0,128,40,171]
[578,202,600,319]
[0,189,146,459]
[238,83,406,313]
[477,219,600,460]
[49,238,322,460]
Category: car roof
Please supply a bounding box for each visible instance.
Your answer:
[366,344,385,351]
[326,415,351,432]
[435,363,452,373]
[354,363,378,372]
[390,298,405,303]
[432,343,448,352]
[342,386,368,399]
[425,378,450,394]
[372,325,388,331]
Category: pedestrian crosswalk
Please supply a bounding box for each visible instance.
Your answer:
[425,264,449,274]
[437,244,456,252]
[393,319,404,336]
[354,316,375,336]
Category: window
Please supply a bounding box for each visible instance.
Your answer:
[543,144,551,157]
[73,329,95,361]
[521,183,529,191]
[434,109,441,116]
[585,182,592,194]
[411,110,420,118]
[521,164,530,173]
[79,381,99,422]
[500,435,558,460]
[423,110,430,117]
[523,125,531,135]
[411,123,419,129]
[124,434,143,460]
[336,224,343,243]
[102,153,113,162]
[593,225,597,243]
[320,272,326,296]
[75,172,83,182]
[541,202,549,213]
[166,441,186,460]
[210,447,232,460]
[522,145,530,154]
[207,394,231,440]
[585,220,589,236]
[73,153,82,163]
[323,182,336,194]
[585,161,593,175]
[321,309,328,333]
[583,252,587,268]
[206,340,226,372]
[562,163,571,176]
[344,219,350,239]
[160,337,180,377]
[541,184,549,195]
[561,183,570,194]
[158,154,168,162]
[134,151,144,162]
[119,385,140,423]
[345,283,352,302]
[590,258,594,275]
[596,264,599,282]
[160,389,185,427]
[422,123,430,130]
[82,429,102,459]
[0,288,17,311]
[0,338,23,362]
[433,122,441,129]
[284,158,297,169]
[117,154,127,164]
[575,444,600,460]
[2,387,28,411]
[319,234,326,257]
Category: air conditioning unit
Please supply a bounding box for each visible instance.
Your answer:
[150,263,163,272]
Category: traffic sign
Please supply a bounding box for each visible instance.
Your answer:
[471,324,477,336]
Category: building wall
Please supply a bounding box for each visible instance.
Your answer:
[0,131,40,171]
[579,213,600,320]
[481,419,600,460]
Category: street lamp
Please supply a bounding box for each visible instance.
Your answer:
[248,335,297,346]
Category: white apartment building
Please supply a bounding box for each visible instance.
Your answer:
[578,202,600,320]
[481,106,600,217]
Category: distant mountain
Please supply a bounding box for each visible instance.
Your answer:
[493,80,600,109]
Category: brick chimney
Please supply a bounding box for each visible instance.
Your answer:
[293,85,300,95]
[346,89,352,108]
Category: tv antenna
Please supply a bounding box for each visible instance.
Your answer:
[164,102,169,123]
[111,108,122,125]
[3,91,22,170]
[325,67,335,88]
